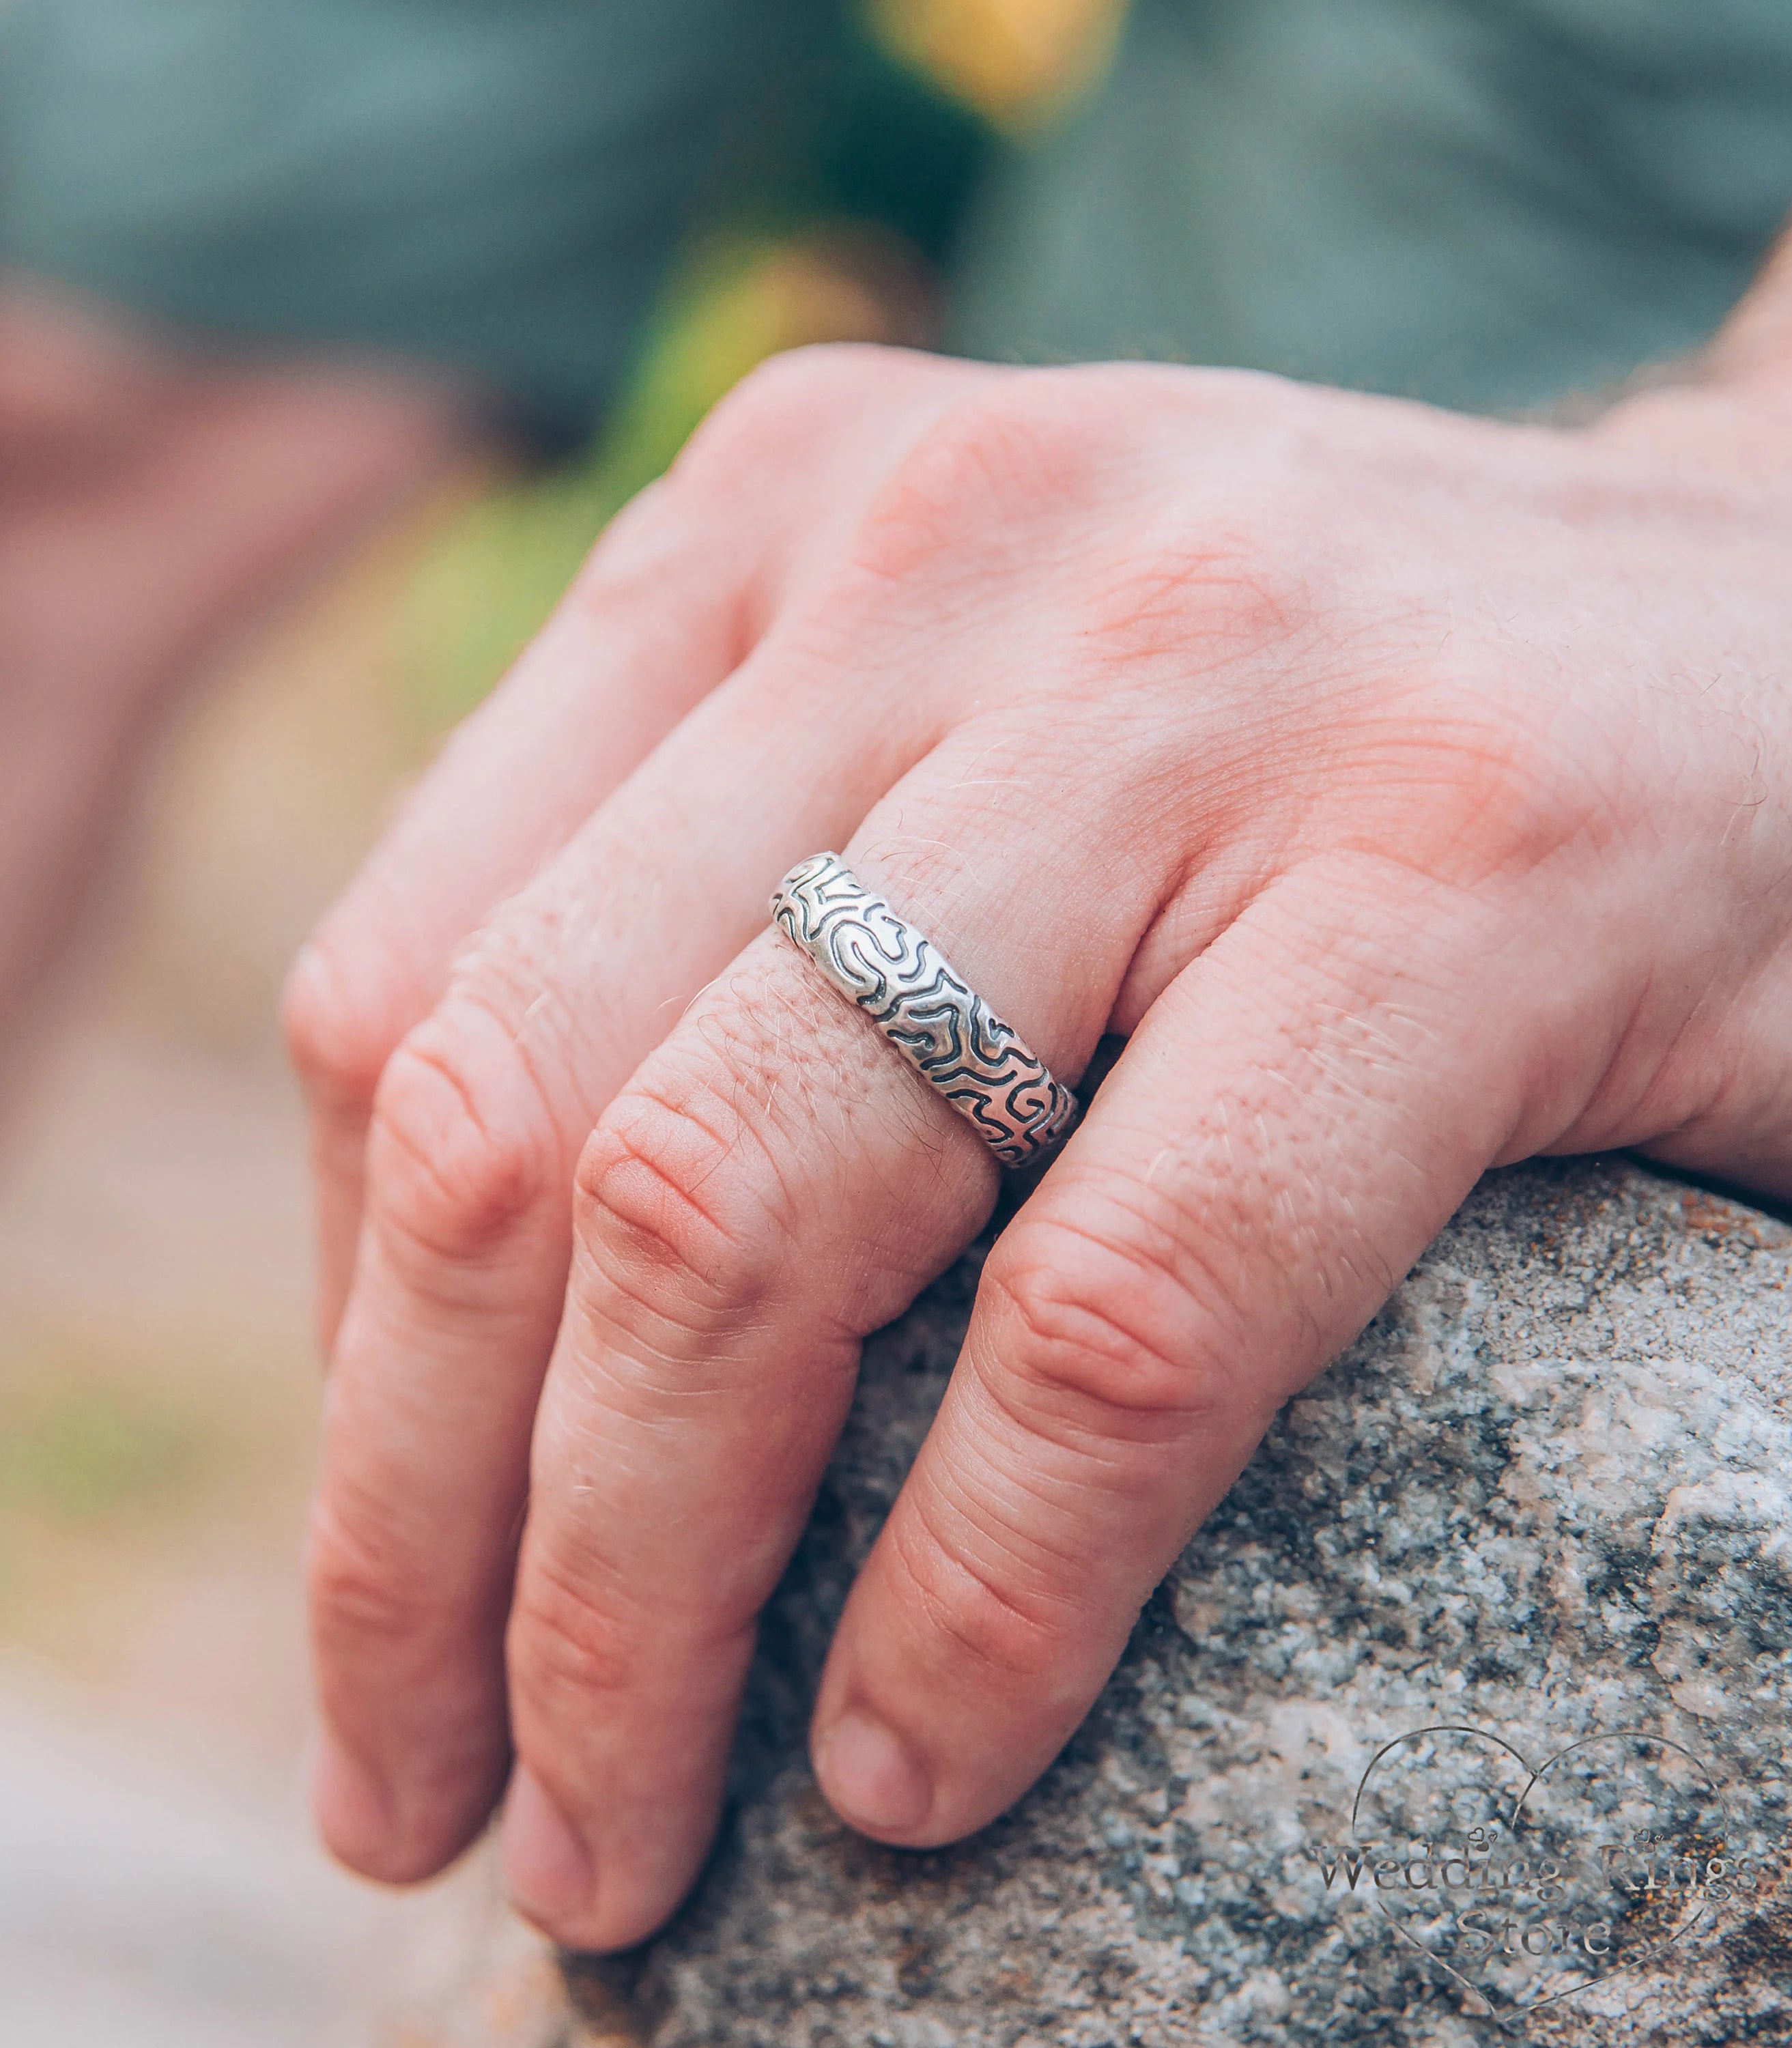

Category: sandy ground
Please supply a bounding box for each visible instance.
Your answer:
[0,485,535,2046]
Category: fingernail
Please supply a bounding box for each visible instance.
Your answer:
[502,1765,595,1926]
[311,1728,396,1871]
[814,1707,933,1836]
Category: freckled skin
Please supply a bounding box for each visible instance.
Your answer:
[288,240,1792,1951]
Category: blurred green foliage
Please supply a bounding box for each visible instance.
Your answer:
[406,233,826,724]
[403,8,992,729]
[0,1371,210,1528]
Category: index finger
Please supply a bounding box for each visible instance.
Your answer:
[283,479,749,1346]
[285,346,984,1346]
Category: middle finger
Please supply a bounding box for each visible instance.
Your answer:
[307,646,939,1882]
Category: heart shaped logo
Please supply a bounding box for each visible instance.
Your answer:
[1343,1726,1734,2025]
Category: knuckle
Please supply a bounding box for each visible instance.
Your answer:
[509,1550,657,1710]
[572,344,923,646]
[676,343,881,482]
[282,930,404,1115]
[1068,386,1390,677]
[565,473,685,610]
[365,1004,555,1268]
[307,1485,442,1668]
[887,1498,1069,1688]
[1326,673,1603,890]
[982,1212,1246,1432]
[1089,514,1314,668]
[850,375,1105,582]
[1078,487,1337,683]
[571,1057,792,1341]
[563,472,748,658]
[1434,697,1609,877]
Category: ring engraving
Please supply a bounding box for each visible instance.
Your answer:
[771,853,1079,1169]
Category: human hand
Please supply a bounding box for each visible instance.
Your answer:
[286,334,1792,1949]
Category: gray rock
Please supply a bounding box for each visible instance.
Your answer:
[545,1157,1792,2046]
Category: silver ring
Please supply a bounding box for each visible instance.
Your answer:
[770,853,1079,1169]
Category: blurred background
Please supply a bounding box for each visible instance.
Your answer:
[4,0,1790,2038]
[0,4,1120,2042]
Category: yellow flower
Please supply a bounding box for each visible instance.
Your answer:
[869,0,1128,130]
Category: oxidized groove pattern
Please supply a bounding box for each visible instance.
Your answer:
[771,852,1078,1169]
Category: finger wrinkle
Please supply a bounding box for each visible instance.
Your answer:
[516,1535,765,1685]
[369,1048,555,1254]
[883,1494,1089,1690]
[968,1326,1212,1463]
[567,1234,767,1356]
[360,1191,559,1309]
[575,1113,779,1311]
[618,1069,797,1220]
[282,937,399,1111]
[917,1418,1150,1571]
[1003,1194,1264,1399]
[444,926,613,1120]
[556,1295,859,1425]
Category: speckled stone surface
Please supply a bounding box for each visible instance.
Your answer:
[547,1157,1792,2045]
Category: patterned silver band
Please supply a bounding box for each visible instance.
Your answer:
[770,853,1079,1170]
